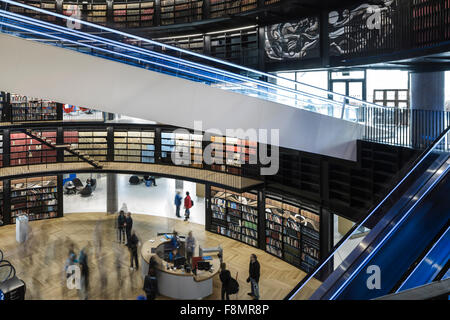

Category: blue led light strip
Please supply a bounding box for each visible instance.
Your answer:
[0,10,357,115]
[329,162,450,299]
[394,226,450,293]
[288,130,450,300]
[0,18,314,108]
[0,0,386,110]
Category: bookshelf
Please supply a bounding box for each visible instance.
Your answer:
[210,186,258,248]
[160,0,203,26]
[10,130,57,166]
[9,0,57,22]
[161,131,203,167]
[10,176,58,223]
[210,28,258,66]
[113,1,155,28]
[265,197,320,272]
[63,129,108,162]
[0,181,3,226]
[0,131,3,167]
[114,129,155,163]
[209,135,257,175]
[0,92,4,121]
[10,94,58,122]
[157,35,204,55]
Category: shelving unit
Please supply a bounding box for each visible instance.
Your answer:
[0,181,3,226]
[114,129,155,163]
[9,0,57,22]
[209,135,257,175]
[113,1,155,28]
[10,130,57,166]
[0,131,3,167]
[210,0,257,19]
[210,28,258,66]
[265,197,320,273]
[210,186,258,248]
[63,129,108,162]
[10,94,58,122]
[10,176,58,223]
[161,131,203,167]
[157,35,204,55]
[0,92,4,121]
[160,0,203,25]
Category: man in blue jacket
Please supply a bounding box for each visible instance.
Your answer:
[174,192,182,218]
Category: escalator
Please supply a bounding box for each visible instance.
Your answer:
[0,0,389,160]
[286,128,450,300]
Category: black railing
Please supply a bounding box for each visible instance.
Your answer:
[363,107,450,150]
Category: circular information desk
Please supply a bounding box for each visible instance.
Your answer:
[141,237,220,300]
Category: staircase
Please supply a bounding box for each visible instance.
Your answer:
[23,129,103,169]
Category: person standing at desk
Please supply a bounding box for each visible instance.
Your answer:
[185,231,196,264]
[174,192,182,218]
[170,231,180,249]
[168,248,182,262]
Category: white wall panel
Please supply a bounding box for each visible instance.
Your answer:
[0,33,362,161]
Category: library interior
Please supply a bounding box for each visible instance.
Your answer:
[0,0,449,301]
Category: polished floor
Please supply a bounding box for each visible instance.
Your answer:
[0,212,307,300]
[64,174,206,225]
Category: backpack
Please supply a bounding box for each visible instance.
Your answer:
[191,199,194,207]
[227,272,239,295]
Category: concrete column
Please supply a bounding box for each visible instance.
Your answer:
[410,71,446,148]
[106,173,118,214]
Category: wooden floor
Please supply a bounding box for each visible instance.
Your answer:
[0,212,309,300]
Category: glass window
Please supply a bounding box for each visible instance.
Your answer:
[367,69,409,103]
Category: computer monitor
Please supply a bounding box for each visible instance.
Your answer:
[197,261,211,271]
[174,256,186,269]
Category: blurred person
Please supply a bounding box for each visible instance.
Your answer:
[120,202,128,213]
[143,261,158,300]
[128,230,140,270]
[184,191,193,221]
[125,212,133,245]
[78,243,90,299]
[185,231,196,264]
[174,191,182,218]
[247,254,260,300]
[117,211,126,244]
[220,263,232,300]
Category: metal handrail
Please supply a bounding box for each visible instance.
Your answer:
[0,0,388,111]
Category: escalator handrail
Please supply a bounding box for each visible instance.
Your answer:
[285,126,450,300]
[0,0,388,111]
[0,10,361,115]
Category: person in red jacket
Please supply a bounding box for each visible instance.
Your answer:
[184,191,193,222]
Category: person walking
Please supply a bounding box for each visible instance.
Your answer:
[128,231,140,270]
[174,191,182,218]
[220,262,232,300]
[247,254,260,300]
[185,231,196,264]
[184,191,193,222]
[117,211,126,244]
[78,244,90,300]
[125,212,133,245]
